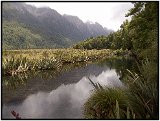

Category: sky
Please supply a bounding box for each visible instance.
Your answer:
[26,2,134,31]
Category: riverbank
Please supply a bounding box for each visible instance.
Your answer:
[2,48,129,76]
[83,58,158,119]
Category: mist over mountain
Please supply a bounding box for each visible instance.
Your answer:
[2,2,113,49]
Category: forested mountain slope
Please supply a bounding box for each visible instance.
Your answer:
[2,2,112,49]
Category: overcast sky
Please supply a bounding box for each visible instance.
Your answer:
[26,2,133,31]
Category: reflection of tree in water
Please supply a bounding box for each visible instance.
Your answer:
[3,62,87,91]
[2,62,88,104]
[3,73,28,90]
[97,57,138,82]
[3,58,134,105]
[3,57,136,92]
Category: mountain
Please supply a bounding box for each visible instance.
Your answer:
[2,2,113,49]
[63,14,113,38]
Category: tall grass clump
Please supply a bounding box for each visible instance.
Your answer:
[84,87,134,119]
[84,78,134,119]
[2,57,28,76]
[29,57,62,70]
[84,59,158,119]
[124,59,158,119]
[2,56,62,76]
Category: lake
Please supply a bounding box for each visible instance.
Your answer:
[2,58,135,119]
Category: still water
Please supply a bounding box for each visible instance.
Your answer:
[2,58,134,119]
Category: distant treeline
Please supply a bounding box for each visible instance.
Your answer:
[74,2,158,63]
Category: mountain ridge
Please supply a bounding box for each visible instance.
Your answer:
[2,2,114,49]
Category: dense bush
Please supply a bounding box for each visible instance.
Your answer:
[2,49,124,76]
[84,88,130,119]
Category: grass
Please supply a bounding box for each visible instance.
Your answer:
[83,87,133,119]
[84,59,158,119]
[2,48,128,76]
[124,59,158,119]
[84,77,134,119]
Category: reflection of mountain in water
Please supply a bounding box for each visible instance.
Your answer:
[3,63,110,105]
[3,67,122,119]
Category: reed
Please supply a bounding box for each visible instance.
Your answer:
[2,49,127,76]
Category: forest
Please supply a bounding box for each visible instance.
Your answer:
[2,2,112,49]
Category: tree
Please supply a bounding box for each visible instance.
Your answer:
[126,2,158,61]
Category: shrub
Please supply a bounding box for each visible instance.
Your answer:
[124,59,158,119]
[84,87,131,119]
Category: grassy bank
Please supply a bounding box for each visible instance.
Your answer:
[2,48,129,76]
[83,59,158,119]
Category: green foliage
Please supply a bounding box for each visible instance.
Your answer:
[125,59,158,119]
[2,49,122,76]
[74,2,158,65]
[84,58,158,119]
[2,21,43,49]
[84,87,132,119]
[73,20,132,50]
[73,35,111,50]
[2,2,111,49]
[126,2,158,61]
[2,56,28,76]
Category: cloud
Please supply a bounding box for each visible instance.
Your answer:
[26,2,133,31]
[3,68,124,119]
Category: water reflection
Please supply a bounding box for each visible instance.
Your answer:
[3,73,28,90]
[90,69,123,87]
[3,68,122,119]
[2,62,87,91]
[3,58,135,119]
